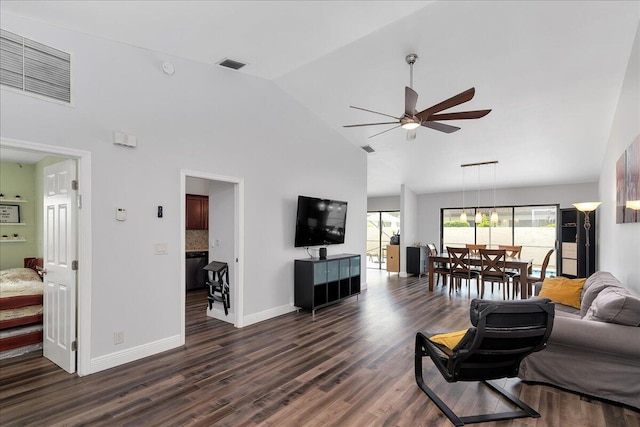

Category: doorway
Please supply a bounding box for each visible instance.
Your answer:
[366,211,400,270]
[180,170,244,340]
[0,137,91,375]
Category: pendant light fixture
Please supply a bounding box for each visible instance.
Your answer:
[475,165,482,224]
[460,166,467,223]
[490,162,499,225]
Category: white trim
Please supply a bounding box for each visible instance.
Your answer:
[89,335,182,374]
[242,304,297,327]
[180,170,245,333]
[0,137,91,376]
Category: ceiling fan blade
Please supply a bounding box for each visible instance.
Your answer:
[406,128,417,141]
[416,87,476,120]
[405,86,418,116]
[349,106,400,120]
[369,124,402,138]
[421,121,461,134]
[427,109,492,121]
[343,121,399,128]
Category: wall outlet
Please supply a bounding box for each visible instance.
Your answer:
[154,243,168,255]
[113,331,124,345]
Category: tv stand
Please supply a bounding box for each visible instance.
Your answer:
[294,253,361,318]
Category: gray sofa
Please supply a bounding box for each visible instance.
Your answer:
[519,271,640,409]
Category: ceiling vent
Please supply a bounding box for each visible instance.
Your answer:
[0,28,71,103]
[361,145,376,153]
[217,58,246,70]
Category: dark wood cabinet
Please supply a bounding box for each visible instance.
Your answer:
[186,194,209,230]
[295,254,361,316]
[406,246,428,276]
[559,208,596,278]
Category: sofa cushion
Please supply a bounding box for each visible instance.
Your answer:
[538,277,586,309]
[580,271,624,317]
[584,287,640,326]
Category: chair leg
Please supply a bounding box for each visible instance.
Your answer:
[415,349,541,426]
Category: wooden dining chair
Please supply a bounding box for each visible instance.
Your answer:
[447,247,480,296]
[513,249,555,298]
[479,249,509,299]
[465,244,487,256]
[499,245,523,296]
[427,243,450,287]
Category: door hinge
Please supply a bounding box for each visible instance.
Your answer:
[72,180,78,190]
[71,341,77,351]
[72,260,78,270]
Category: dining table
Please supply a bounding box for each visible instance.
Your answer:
[428,253,533,299]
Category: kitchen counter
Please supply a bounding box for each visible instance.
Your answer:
[186,248,208,252]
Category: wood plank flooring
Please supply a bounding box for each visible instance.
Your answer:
[1,271,639,426]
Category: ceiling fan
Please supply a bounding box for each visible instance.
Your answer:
[344,54,491,140]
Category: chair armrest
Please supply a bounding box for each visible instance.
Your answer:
[550,312,640,358]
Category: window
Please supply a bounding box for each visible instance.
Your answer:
[441,205,558,275]
[0,29,71,103]
[367,211,400,269]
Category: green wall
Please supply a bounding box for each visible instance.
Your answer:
[0,162,37,269]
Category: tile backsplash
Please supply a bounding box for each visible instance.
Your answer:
[186,230,209,250]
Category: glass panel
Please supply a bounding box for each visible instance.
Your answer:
[351,256,361,276]
[476,207,513,248]
[514,206,557,276]
[339,259,350,279]
[367,211,400,269]
[442,208,474,250]
[313,262,326,285]
[327,260,340,282]
[366,212,381,269]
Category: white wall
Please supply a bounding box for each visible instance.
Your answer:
[400,185,418,275]
[368,196,400,212]
[598,23,640,293]
[416,182,598,249]
[0,14,367,371]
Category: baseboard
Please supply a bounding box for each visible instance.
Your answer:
[207,307,236,325]
[241,304,297,327]
[89,334,182,374]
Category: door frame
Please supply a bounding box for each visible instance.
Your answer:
[1,137,92,376]
[180,170,244,333]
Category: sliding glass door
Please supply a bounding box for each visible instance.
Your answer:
[442,205,558,276]
[367,211,400,269]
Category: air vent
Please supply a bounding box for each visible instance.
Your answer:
[361,145,376,153]
[218,58,246,70]
[0,29,71,103]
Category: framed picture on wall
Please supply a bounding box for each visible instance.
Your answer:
[0,204,20,223]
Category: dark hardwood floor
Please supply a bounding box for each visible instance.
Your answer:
[1,271,639,426]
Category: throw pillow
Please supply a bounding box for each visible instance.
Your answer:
[429,329,469,350]
[538,277,586,309]
[580,271,624,317]
[584,287,640,326]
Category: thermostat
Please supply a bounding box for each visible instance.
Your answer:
[116,208,127,221]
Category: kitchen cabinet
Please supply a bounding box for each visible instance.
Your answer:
[186,194,209,230]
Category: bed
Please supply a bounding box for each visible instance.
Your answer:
[0,257,44,359]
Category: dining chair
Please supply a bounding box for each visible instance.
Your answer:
[479,249,509,299]
[465,244,487,256]
[427,243,450,287]
[512,249,555,298]
[447,247,480,296]
[499,244,523,296]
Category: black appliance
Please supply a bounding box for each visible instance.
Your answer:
[186,251,208,290]
[294,195,347,247]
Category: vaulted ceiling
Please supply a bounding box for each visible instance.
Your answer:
[2,1,638,196]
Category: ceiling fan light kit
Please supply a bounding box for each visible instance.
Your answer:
[344,53,492,139]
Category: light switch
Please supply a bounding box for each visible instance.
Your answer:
[154,243,168,255]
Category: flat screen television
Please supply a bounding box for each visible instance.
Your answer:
[294,195,348,247]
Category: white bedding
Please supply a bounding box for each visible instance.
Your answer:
[0,268,44,298]
[0,305,43,321]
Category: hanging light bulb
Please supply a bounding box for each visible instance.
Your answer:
[490,162,499,225]
[475,165,482,224]
[460,166,467,222]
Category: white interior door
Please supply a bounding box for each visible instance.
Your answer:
[43,159,77,373]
